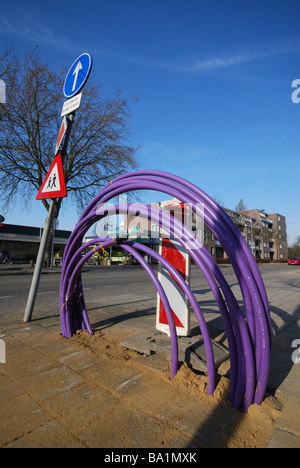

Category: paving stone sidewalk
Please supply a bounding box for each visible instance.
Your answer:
[0,265,299,448]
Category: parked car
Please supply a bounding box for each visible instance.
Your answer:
[288,257,300,265]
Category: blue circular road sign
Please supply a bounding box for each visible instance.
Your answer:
[63,53,93,99]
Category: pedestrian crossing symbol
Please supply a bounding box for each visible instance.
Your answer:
[36,153,67,200]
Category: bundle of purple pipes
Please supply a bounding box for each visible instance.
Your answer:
[59,170,271,412]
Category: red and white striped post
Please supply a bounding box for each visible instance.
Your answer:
[156,199,191,337]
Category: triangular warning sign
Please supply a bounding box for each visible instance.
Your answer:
[36,153,67,200]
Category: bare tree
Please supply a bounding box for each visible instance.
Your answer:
[0,46,139,221]
[236,198,247,211]
[0,42,15,81]
[288,235,300,258]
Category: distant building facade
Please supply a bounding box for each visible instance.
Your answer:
[0,224,71,263]
[206,208,288,262]
[241,209,288,261]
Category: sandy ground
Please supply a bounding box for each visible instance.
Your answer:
[68,328,281,448]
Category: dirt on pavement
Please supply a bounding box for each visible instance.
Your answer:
[67,328,281,448]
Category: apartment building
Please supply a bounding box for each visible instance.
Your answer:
[206,208,288,262]
[240,209,288,261]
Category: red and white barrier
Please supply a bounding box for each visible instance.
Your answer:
[156,199,191,337]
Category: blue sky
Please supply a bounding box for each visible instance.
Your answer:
[0,0,299,245]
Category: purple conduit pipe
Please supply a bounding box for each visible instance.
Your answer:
[98,173,270,407]
[59,170,271,412]
[116,243,179,380]
[67,201,250,407]
[60,205,235,395]
[96,203,255,410]
[62,203,248,408]
[61,229,213,392]
[59,235,180,379]
[90,190,260,408]
[121,241,216,395]
[60,220,217,392]
[64,214,243,408]
[63,215,244,406]
[75,175,269,353]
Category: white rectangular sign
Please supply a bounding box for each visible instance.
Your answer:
[55,117,67,154]
[156,199,191,337]
[61,93,82,117]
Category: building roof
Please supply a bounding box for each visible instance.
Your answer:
[0,223,71,244]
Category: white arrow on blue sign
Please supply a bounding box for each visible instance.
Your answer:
[63,53,93,99]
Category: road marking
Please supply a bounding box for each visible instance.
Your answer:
[37,291,55,295]
[0,295,14,299]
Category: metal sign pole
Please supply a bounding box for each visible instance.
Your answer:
[23,200,55,322]
[24,52,92,324]
[23,115,74,323]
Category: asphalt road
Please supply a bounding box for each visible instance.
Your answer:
[0,263,296,320]
[0,265,154,316]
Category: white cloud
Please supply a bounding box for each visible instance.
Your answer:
[181,41,300,73]
[1,10,300,75]
[92,38,300,74]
